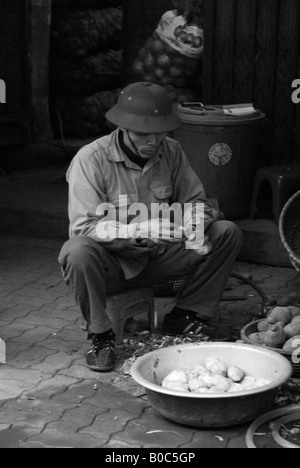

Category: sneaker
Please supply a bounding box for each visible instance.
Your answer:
[163,310,229,340]
[86,330,116,372]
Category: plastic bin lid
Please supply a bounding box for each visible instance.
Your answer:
[176,103,266,126]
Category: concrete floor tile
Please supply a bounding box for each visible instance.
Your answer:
[0,391,13,401]
[27,375,80,400]
[29,352,76,374]
[111,420,191,448]
[0,305,36,324]
[58,362,98,380]
[0,367,44,383]
[9,345,58,367]
[18,314,70,330]
[35,276,66,288]
[6,293,54,308]
[0,284,23,297]
[0,380,39,399]
[0,398,64,428]
[52,296,78,310]
[46,403,104,433]
[19,429,104,448]
[51,382,97,403]
[0,426,41,448]
[37,304,78,321]
[1,322,37,341]
[104,439,142,448]
[15,286,66,302]
[0,424,11,431]
[227,432,248,448]
[0,234,299,448]
[39,336,84,355]
[8,325,59,344]
[79,407,137,437]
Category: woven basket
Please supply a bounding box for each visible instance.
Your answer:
[279,190,300,273]
[241,320,300,378]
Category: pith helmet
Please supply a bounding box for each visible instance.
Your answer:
[105,82,181,133]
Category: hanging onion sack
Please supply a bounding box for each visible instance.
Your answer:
[131,9,204,104]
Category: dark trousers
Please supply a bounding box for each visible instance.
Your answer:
[58,221,243,335]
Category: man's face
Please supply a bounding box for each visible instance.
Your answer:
[127,130,168,159]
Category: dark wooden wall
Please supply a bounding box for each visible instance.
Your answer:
[123,0,300,165]
[202,0,300,165]
[0,0,52,146]
[1,0,299,168]
[0,0,31,144]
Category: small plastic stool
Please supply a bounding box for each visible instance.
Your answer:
[106,288,155,345]
[250,165,300,222]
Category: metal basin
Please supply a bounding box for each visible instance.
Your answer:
[131,342,292,428]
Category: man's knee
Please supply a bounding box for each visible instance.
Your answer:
[209,220,243,249]
[58,236,103,268]
[222,220,243,243]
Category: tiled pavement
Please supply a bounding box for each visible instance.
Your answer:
[0,234,300,449]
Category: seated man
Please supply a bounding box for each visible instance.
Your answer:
[58,82,243,372]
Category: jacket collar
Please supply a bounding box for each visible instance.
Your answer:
[107,128,163,170]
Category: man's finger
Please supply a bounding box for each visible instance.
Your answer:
[188,233,197,242]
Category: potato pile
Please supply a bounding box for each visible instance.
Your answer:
[249,306,300,352]
[161,357,270,394]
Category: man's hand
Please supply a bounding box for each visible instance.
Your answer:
[104,238,158,258]
[185,234,212,255]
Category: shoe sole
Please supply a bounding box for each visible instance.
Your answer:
[87,363,115,372]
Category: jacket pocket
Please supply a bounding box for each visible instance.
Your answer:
[106,193,138,224]
[107,193,138,207]
[150,184,173,202]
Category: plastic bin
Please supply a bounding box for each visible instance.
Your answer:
[173,106,266,220]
